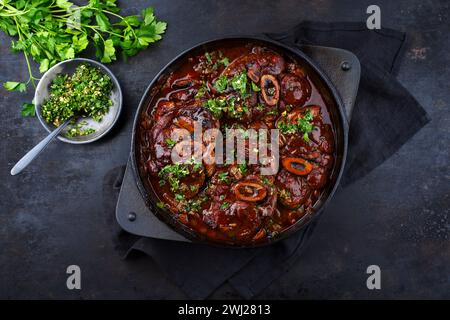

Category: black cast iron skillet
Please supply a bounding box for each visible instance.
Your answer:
[131,36,349,248]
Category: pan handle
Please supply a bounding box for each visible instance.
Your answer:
[296,44,361,123]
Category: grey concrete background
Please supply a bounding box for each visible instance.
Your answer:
[0,0,448,299]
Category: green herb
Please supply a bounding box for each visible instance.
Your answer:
[0,1,167,115]
[220,202,230,210]
[156,201,166,209]
[218,172,229,183]
[238,162,247,174]
[226,96,248,119]
[184,199,202,213]
[219,195,225,201]
[175,193,185,201]
[159,163,190,192]
[277,121,297,134]
[203,98,226,118]
[213,75,228,93]
[231,71,247,95]
[165,138,177,148]
[41,64,112,129]
[204,51,229,69]
[256,103,264,111]
[204,52,213,64]
[277,109,314,141]
[251,82,260,92]
[262,176,272,186]
[218,57,229,66]
[65,121,96,138]
[193,162,203,172]
[3,81,26,92]
[297,109,314,141]
[195,83,208,98]
[21,103,35,117]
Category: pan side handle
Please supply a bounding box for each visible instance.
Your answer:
[298,45,361,123]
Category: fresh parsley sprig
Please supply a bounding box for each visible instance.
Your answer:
[0,0,167,115]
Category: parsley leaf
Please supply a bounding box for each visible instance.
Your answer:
[251,82,261,92]
[21,103,35,117]
[277,109,315,141]
[0,2,167,116]
[3,81,27,92]
[165,138,177,148]
[204,98,226,118]
[220,202,230,210]
[218,172,229,183]
[231,72,248,95]
[214,75,228,93]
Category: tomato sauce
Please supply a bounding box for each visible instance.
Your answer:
[137,41,335,245]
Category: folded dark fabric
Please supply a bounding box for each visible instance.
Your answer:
[268,21,430,185]
[102,21,429,299]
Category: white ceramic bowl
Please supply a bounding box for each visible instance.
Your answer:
[34,58,123,144]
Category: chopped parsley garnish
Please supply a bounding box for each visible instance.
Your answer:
[251,82,261,92]
[218,172,229,183]
[193,162,203,172]
[256,103,264,111]
[165,138,177,148]
[184,199,201,213]
[231,71,248,95]
[226,97,248,119]
[204,52,213,64]
[65,120,96,137]
[159,163,190,192]
[204,98,227,118]
[219,57,230,66]
[277,109,314,141]
[41,64,113,134]
[262,176,272,186]
[195,83,209,98]
[213,75,228,93]
[156,201,166,209]
[204,51,230,70]
[175,193,185,201]
[220,202,230,210]
[238,162,247,174]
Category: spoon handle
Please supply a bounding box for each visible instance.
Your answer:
[10,119,72,176]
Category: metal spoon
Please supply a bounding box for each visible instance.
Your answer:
[10,118,73,175]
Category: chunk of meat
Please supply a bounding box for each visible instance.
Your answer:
[281,74,311,106]
[146,106,219,175]
[275,169,311,209]
[306,165,328,189]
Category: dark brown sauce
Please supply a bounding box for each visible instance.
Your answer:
[138,42,335,245]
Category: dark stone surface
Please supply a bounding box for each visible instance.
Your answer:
[0,0,448,299]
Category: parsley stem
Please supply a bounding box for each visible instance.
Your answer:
[13,16,35,87]
[92,7,138,39]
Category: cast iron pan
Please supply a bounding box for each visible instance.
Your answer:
[130,36,349,248]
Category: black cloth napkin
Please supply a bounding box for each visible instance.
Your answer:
[102,21,429,299]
